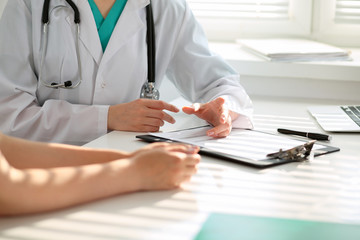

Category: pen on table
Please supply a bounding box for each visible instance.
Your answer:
[277,128,332,141]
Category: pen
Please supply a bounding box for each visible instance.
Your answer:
[277,128,332,141]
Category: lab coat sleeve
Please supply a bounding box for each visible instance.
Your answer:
[165,0,253,129]
[0,0,108,145]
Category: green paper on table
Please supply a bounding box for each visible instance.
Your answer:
[194,213,360,240]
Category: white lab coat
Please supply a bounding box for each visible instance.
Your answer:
[0,0,253,145]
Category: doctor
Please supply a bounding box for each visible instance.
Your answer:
[0,0,253,145]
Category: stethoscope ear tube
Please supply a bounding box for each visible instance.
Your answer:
[42,0,51,24]
[65,0,81,23]
[39,0,82,89]
[42,0,80,24]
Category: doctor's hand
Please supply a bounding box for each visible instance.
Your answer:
[129,143,200,190]
[182,97,239,138]
[108,99,179,132]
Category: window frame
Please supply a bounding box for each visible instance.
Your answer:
[190,0,360,47]
[190,0,313,42]
[312,0,360,47]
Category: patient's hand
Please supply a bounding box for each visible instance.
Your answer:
[129,143,200,190]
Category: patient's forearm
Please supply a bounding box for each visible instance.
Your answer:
[0,134,129,168]
[0,158,139,216]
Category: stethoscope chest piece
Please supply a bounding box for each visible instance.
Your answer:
[140,82,159,100]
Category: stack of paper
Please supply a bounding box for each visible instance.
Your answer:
[237,38,352,62]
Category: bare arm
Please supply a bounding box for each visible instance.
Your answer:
[0,150,135,216]
[0,133,130,169]
[0,134,200,216]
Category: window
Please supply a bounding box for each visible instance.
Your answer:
[188,0,291,19]
[334,0,360,23]
[188,0,360,47]
[313,0,360,47]
[187,0,312,41]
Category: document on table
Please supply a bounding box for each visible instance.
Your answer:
[138,126,339,168]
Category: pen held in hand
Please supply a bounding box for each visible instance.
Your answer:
[277,128,332,141]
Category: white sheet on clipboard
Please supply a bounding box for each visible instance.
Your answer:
[150,126,322,161]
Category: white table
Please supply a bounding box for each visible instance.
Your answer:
[1,97,359,240]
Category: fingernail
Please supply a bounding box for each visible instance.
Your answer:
[207,131,214,136]
[193,103,201,111]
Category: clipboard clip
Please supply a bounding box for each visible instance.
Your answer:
[266,140,316,162]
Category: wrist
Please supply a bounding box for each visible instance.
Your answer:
[120,157,143,191]
[107,106,114,131]
[110,149,131,161]
[105,158,142,193]
[229,110,239,122]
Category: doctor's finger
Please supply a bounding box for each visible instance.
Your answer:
[144,99,179,112]
[211,97,226,109]
[182,103,202,114]
[219,107,230,124]
[147,109,176,124]
[143,117,165,127]
[140,125,161,132]
[207,122,232,138]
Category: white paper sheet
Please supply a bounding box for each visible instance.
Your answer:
[150,126,321,161]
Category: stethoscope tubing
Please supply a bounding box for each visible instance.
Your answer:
[42,0,80,24]
[40,0,82,89]
[39,0,157,99]
[146,2,155,83]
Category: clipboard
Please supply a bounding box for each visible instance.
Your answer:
[136,126,340,168]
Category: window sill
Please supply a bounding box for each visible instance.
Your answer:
[210,42,360,82]
[209,42,360,101]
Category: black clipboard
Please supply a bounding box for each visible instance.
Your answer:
[136,127,340,168]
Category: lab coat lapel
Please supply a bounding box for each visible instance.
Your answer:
[75,0,103,65]
[100,0,149,66]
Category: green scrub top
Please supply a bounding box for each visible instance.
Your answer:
[88,0,128,51]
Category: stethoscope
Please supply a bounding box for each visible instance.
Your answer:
[40,0,159,100]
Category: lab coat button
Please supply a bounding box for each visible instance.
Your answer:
[101,83,106,88]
